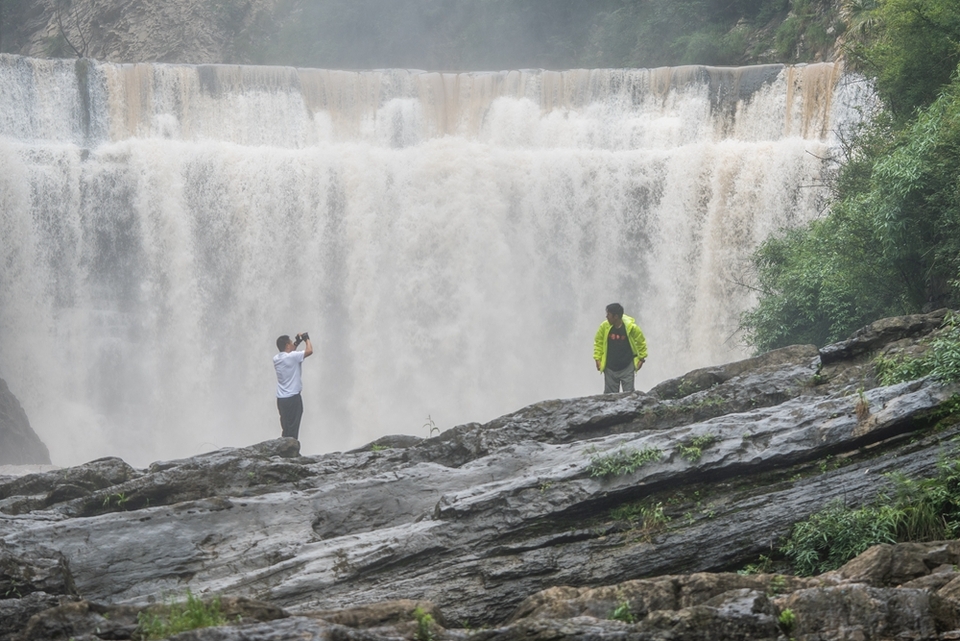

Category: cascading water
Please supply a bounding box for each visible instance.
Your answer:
[0,55,872,467]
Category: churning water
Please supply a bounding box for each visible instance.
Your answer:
[0,55,872,466]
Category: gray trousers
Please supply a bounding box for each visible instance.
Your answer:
[604,363,636,394]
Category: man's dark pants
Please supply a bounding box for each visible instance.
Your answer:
[277,393,303,439]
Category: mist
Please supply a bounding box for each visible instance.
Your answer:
[0,56,870,468]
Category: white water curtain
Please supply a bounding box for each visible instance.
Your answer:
[0,55,871,466]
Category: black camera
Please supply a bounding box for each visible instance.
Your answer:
[294,332,310,346]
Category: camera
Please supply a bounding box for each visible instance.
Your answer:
[294,332,310,346]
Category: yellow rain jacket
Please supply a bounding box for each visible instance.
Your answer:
[593,315,648,372]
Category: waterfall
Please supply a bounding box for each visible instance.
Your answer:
[0,54,873,467]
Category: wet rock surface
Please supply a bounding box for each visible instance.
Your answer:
[3,310,960,640]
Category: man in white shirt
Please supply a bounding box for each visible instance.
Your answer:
[273,332,313,439]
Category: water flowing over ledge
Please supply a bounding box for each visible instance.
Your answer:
[0,55,868,147]
[0,55,874,467]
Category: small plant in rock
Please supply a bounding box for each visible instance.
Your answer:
[676,434,717,462]
[737,554,774,575]
[809,363,827,386]
[589,446,663,478]
[423,416,440,437]
[778,608,796,633]
[767,574,788,596]
[413,606,435,641]
[4,578,23,598]
[136,591,227,640]
[675,379,698,398]
[887,457,960,540]
[641,502,670,531]
[103,492,129,509]
[611,500,671,535]
[369,444,392,460]
[611,596,635,623]
[855,387,870,421]
[818,455,839,474]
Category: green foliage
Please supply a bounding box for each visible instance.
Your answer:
[611,501,671,531]
[136,592,227,640]
[611,597,635,623]
[928,395,960,430]
[875,314,960,385]
[781,499,901,575]
[778,608,796,633]
[845,0,960,118]
[737,553,775,575]
[676,434,717,462]
[589,446,663,478]
[641,502,670,529]
[741,218,902,352]
[928,316,960,383]
[875,353,935,386]
[782,457,960,575]
[743,71,960,352]
[774,15,803,58]
[102,492,129,509]
[413,607,435,641]
[743,0,960,353]
[887,457,960,540]
[767,573,789,595]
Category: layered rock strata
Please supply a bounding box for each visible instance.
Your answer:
[2,310,960,640]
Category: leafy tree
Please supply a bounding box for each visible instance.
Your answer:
[745,72,960,351]
[743,0,960,352]
[846,0,960,118]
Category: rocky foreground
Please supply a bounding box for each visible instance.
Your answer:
[3,310,960,640]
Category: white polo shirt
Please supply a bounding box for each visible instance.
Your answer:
[273,350,306,398]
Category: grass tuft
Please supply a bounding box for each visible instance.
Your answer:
[136,591,227,640]
[589,447,663,478]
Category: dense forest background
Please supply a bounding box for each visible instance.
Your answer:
[742,0,960,352]
[0,0,840,69]
[249,0,842,69]
[1,0,959,354]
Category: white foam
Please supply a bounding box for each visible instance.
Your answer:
[0,57,873,468]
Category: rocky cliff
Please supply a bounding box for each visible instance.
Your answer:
[0,378,50,466]
[2,310,960,640]
[0,0,281,63]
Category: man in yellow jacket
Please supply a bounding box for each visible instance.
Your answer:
[594,302,648,393]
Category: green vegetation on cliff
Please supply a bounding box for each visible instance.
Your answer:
[1,0,841,68]
[136,591,227,640]
[742,0,960,353]
[782,456,960,575]
[253,0,839,69]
